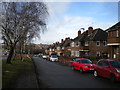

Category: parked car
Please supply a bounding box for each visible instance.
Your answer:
[94,59,120,82]
[42,55,47,59]
[72,58,95,73]
[50,55,59,62]
[47,55,51,60]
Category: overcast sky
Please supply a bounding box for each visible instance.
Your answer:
[33,0,119,44]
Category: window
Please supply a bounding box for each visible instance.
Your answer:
[103,41,107,46]
[75,51,79,57]
[62,47,64,50]
[96,52,100,57]
[85,51,89,56]
[76,42,79,47]
[85,41,89,46]
[57,47,60,50]
[116,30,119,37]
[71,42,75,47]
[96,41,100,46]
[97,61,103,66]
[103,61,109,67]
[71,51,74,56]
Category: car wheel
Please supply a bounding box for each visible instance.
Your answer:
[94,70,99,77]
[72,66,75,70]
[110,74,116,83]
[80,67,84,73]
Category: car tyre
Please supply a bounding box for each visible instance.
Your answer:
[80,67,84,73]
[72,66,75,70]
[94,70,99,77]
[110,74,116,83]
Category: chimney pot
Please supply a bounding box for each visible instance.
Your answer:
[88,27,93,35]
[78,30,81,36]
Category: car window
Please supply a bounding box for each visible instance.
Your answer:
[103,61,109,67]
[97,61,103,66]
[110,61,120,68]
[75,59,80,62]
[51,55,57,58]
[81,60,92,64]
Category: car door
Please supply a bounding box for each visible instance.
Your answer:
[102,61,111,78]
[96,61,104,76]
[74,60,80,70]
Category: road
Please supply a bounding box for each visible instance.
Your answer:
[33,57,120,88]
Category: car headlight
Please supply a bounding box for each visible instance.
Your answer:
[84,66,89,68]
[116,68,120,73]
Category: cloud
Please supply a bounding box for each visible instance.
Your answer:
[38,15,115,44]
[33,1,116,44]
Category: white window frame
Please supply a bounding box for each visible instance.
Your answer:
[96,41,100,46]
[75,51,79,57]
[96,52,100,57]
[57,47,60,50]
[71,42,75,47]
[62,47,64,50]
[71,51,74,56]
[85,41,89,46]
[116,30,119,37]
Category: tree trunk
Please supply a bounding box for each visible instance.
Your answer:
[6,46,15,64]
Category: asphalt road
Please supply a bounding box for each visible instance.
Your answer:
[33,57,120,88]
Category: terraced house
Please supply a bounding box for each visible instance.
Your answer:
[70,27,108,58]
[106,22,120,60]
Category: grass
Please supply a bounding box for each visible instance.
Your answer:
[2,57,33,88]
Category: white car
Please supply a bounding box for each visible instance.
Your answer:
[42,55,47,59]
[50,55,59,62]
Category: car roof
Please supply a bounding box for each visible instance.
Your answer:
[99,59,118,62]
[75,58,90,60]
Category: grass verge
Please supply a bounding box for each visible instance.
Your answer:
[2,57,33,88]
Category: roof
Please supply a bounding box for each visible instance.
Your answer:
[85,28,108,41]
[106,22,120,32]
[62,39,72,47]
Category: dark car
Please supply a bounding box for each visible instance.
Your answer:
[94,59,120,82]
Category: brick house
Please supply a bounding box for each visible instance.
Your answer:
[70,30,81,57]
[106,22,120,60]
[60,37,72,57]
[69,27,108,58]
[84,27,108,58]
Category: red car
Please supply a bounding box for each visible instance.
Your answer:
[72,58,95,73]
[94,59,120,82]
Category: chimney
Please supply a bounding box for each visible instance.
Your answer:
[61,39,64,43]
[78,30,81,36]
[88,27,93,35]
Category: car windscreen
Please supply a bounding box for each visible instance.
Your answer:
[51,55,57,58]
[110,61,120,68]
[81,60,92,64]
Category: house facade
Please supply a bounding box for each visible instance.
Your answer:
[106,22,120,60]
[69,27,108,58]
[86,27,108,58]
[70,30,81,57]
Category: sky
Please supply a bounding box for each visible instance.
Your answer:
[33,0,119,44]
[0,0,119,44]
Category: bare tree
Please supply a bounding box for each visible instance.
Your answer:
[1,2,48,64]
